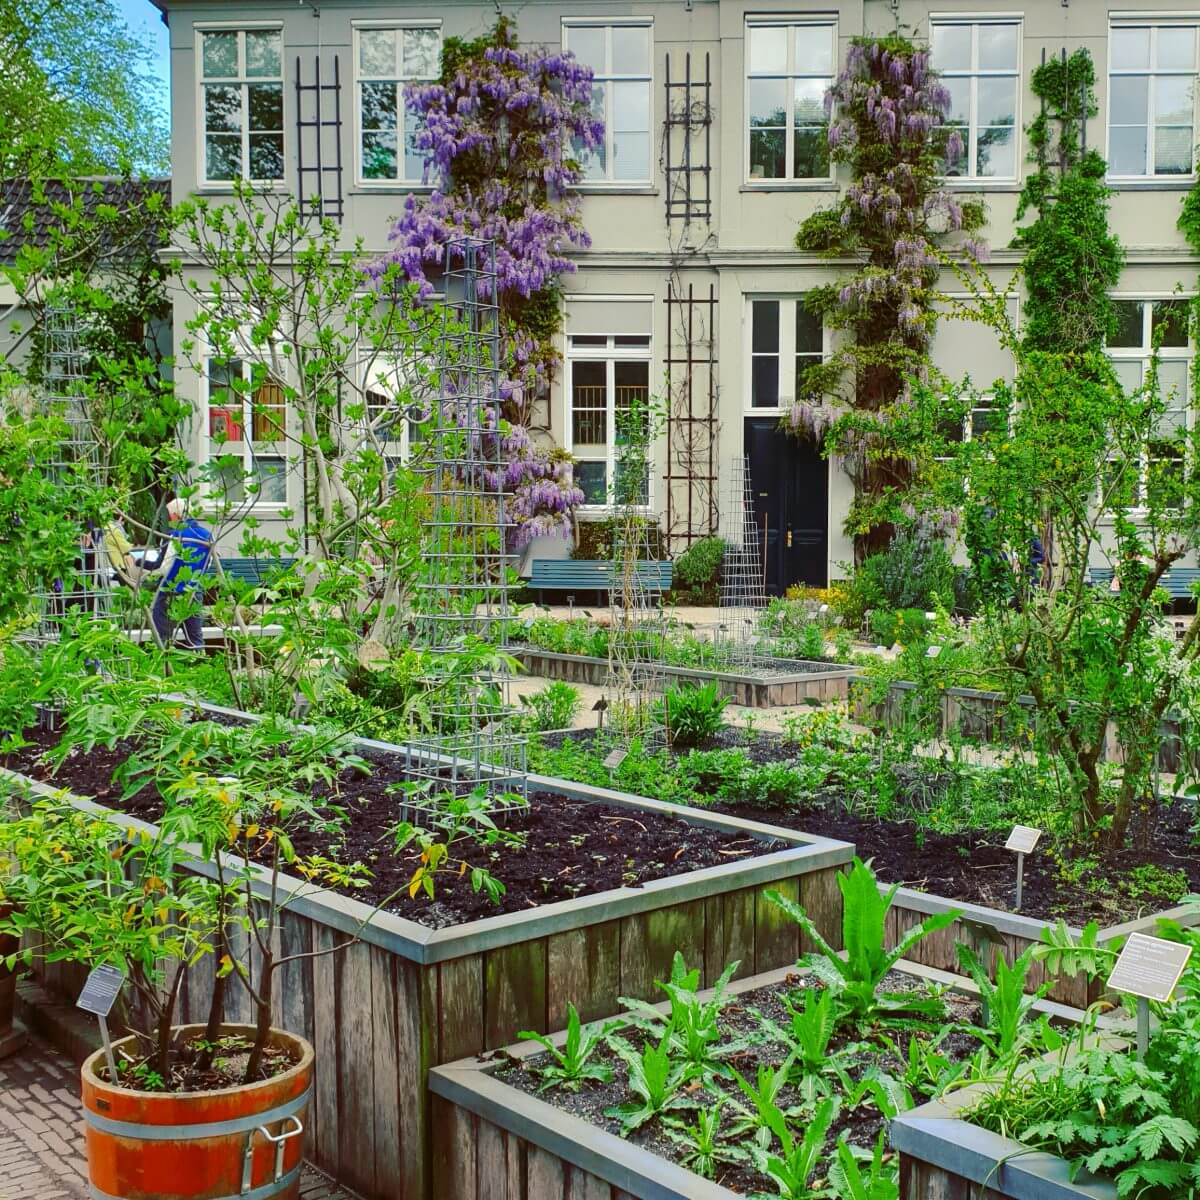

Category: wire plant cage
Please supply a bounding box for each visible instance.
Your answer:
[403,237,528,808]
[717,455,767,670]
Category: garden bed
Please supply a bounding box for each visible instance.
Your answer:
[516,648,856,707]
[0,703,853,1200]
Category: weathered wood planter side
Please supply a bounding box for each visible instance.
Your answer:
[1,762,850,1200]
[885,888,1200,1007]
[516,648,856,707]
[893,1098,1116,1200]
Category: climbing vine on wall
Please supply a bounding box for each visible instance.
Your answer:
[373,17,597,544]
[1014,49,1123,355]
[787,35,986,562]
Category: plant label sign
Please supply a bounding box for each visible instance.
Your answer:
[1108,933,1192,1003]
[77,965,124,1017]
[603,748,628,770]
[1004,825,1042,855]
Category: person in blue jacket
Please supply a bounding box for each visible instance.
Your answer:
[147,497,213,650]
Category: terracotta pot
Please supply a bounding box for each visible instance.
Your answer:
[81,1023,313,1200]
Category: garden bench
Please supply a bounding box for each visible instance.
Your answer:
[529,558,673,605]
[1089,566,1200,600]
[211,556,297,587]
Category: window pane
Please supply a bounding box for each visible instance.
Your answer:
[248,83,283,131]
[749,129,784,178]
[202,31,238,78]
[748,25,786,74]
[1110,301,1144,347]
[252,382,286,443]
[752,300,780,352]
[362,131,398,179]
[614,133,649,179]
[978,23,1018,71]
[1153,300,1189,347]
[614,359,649,400]
[1156,28,1196,70]
[1112,26,1151,70]
[248,134,284,179]
[944,77,970,126]
[1156,76,1194,126]
[613,461,649,506]
[614,335,650,347]
[794,26,832,75]
[1110,75,1149,125]
[402,107,423,178]
[749,77,787,127]
[575,461,607,504]
[360,29,396,76]
[250,457,287,503]
[245,30,281,78]
[1157,358,1188,401]
[211,457,245,502]
[205,85,241,132]
[1111,359,1142,392]
[570,335,607,347]
[613,81,648,131]
[943,124,968,175]
[1147,453,1184,508]
[752,357,779,407]
[796,303,822,354]
[794,77,826,124]
[362,81,397,129]
[612,25,649,75]
[1155,126,1193,174]
[403,27,440,77]
[977,126,1014,177]
[972,406,1006,438]
[977,77,1016,128]
[931,24,971,72]
[577,83,606,178]
[572,361,606,445]
[206,135,242,180]
[567,26,605,74]
[1109,125,1148,175]
[793,127,830,178]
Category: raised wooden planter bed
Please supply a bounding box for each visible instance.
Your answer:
[1,705,852,1200]
[427,962,1092,1200]
[516,648,857,707]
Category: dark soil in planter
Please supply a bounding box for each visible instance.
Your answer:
[496,969,981,1195]
[1,728,785,930]
[542,730,1200,926]
[111,1034,297,1093]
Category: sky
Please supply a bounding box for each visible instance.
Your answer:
[115,0,171,109]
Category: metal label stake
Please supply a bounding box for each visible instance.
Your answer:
[77,965,125,1083]
[1004,825,1042,912]
[1107,933,1192,1061]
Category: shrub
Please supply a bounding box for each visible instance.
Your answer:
[520,681,582,732]
[671,536,727,603]
[663,680,729,747]
[741,762,810,808]
[844,529,958,628]
[868,607,930,648]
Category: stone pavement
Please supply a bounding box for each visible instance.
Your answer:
[0,1031,355,1200]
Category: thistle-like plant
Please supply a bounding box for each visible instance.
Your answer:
[956,942,1046,1058]
[605,1023,697,1133]
[751,1094,838,1200]
[662,1102,749,1180]
[766,858,958,1026]
[517,1003,619,1093]
[828,1131,899,1200]
[728,1056,800,1149]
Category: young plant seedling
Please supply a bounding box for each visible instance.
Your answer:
[517,1004,619,1093]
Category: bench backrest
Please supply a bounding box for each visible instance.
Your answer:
[530,559,673,590]
[1089,567,1200,597]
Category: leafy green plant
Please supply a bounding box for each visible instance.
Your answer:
[517,1004,618,1092]
[519,681,581,732]
[729,1057,800,1149]
[604,1024,697,1133]
[956,942,1046,1058]
[672,536,727,603]
[829,1132,898,1200]
[751,1094,837,1200]
[662,1102,748,1180]
[766,858,957,1026]
[664,680,729,748]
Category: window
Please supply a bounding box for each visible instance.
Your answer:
[749,298,825,409]
[746,21,835,182]
[936,394,1007,461]
[1106,299,1191,507]
[200,29,284,183]
[1108,22,1198,178]
[931,19,1020,180]
[564,22,652,183]
[566,333,652,506]
[205,358,289,504]
[355,25,441,183]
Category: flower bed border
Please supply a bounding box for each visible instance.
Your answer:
[1,699,853,1200]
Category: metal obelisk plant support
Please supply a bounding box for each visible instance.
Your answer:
[404,238,527,808]
[718,455,767,670]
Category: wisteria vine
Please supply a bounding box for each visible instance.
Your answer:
[788,35,987,560]
[371,19,599,545]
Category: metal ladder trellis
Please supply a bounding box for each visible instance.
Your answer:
[295,54,345,222]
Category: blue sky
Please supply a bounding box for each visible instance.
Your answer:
[115,0,171,105]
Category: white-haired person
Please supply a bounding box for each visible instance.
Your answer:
[146,498,213,650]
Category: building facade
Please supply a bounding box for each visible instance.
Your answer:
[156,0,1199,590]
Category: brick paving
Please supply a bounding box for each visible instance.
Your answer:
[0,1031,354,1200]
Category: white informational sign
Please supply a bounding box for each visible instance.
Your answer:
[1108,933,1193,1003]
[77,965,124,1017]
[1004,825,1042,855]
[603,748,628,770]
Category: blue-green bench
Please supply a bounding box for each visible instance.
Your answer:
[1089,567,1200,600]
[529,559,673,605]
[211,557,297,587]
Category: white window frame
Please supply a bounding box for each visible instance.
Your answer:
[744,18,837,187]
[930,14,1022,184]
[1105,294,1194,511]
[201,347,293,511]
[744,296,830,413]
[562,18,654,187]
[195,23,286,188]
[565,329,654,511]
[352,20,442,189]
[1106,17,1199,183]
